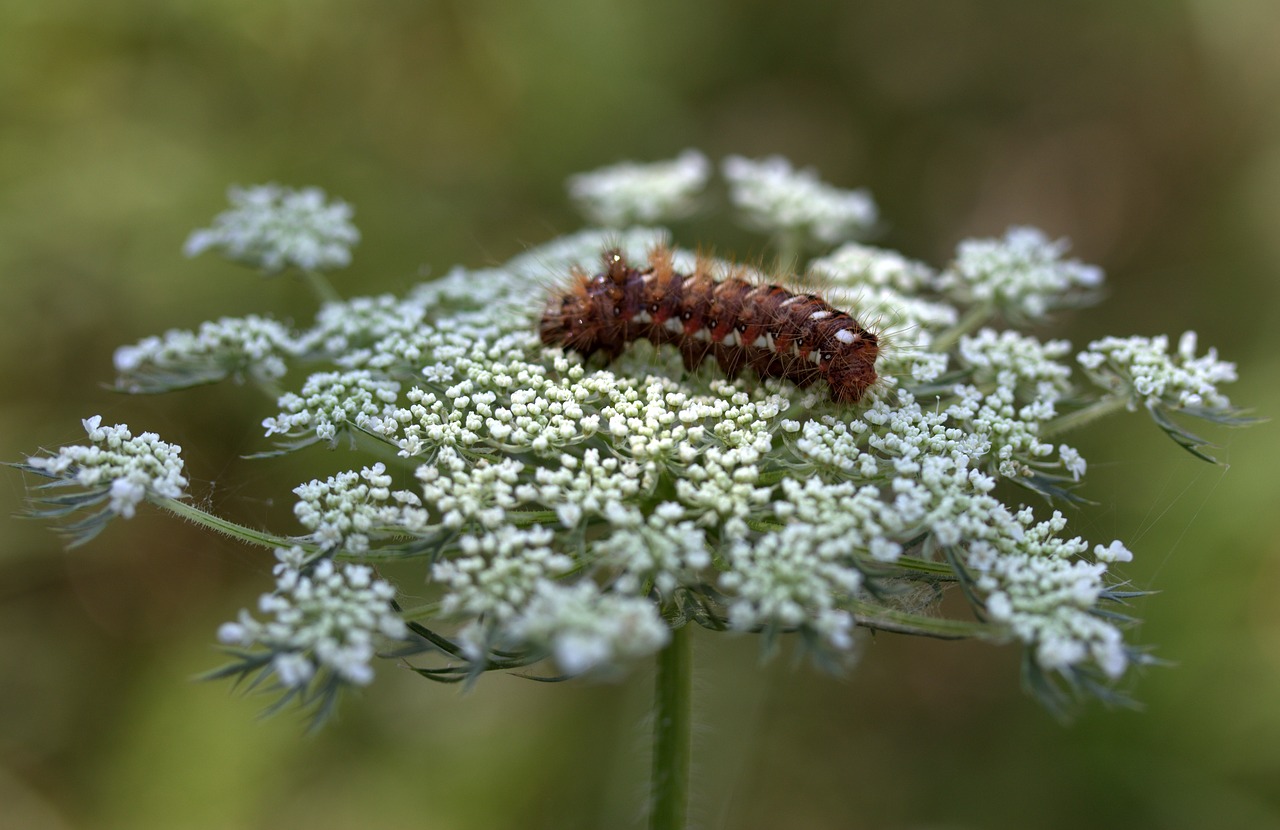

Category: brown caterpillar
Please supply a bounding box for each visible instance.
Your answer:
[539,247,879,403]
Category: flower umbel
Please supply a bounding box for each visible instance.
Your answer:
[936,226,1103,321]
[19,416,188,545]
[568,150,711,227]
[1079,331,1238,410]
[722,154,877,249]
[214,546,408,717]
[15,153,1254,728]
[185,184,359,273]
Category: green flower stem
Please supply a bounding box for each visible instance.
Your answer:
[350,426,417,465]
[154,496,298,550]
[930,301,995,353]
[300,268,343,306]
[251,375,287,403]
[651,623,692,830]
[1041,394,1131,438]
[773,228,804,274]
[393,600,443,622]
[883,555,958,578]
[850,600,1002,640]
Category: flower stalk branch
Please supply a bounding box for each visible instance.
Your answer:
[1041,395,1132,438]
[929,301,995,353]
[301,267,343,306]
[154,496,300,551]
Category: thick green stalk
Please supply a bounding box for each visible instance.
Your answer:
[651,624,692,830]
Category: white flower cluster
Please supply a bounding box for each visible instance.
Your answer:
[248,226,1155,680]
[27,416,187,518]
[809,242,935,293]
[595,503,709,595]
[185,184,359,272]
[936,226,1104,319]
[113,315,297,391]
[568,150,710,227]
[969,527,1132,678]
[721,521,863,650]
[24,155,1244,718]
[218,546,407,687]
[263,370,401,444]
[419,449,527,529]
[507,582,671,674]
[293,463,426,553]
[297,293,427,360]
[1078,331,1238,410]
[432,525,572,623]
[723,155,877,246]
[958,329,1074,409]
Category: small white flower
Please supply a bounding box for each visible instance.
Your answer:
[1094,540,1133,564]
[272,653,316,687]
[422,362,455,383]
[1059,445,1087,481]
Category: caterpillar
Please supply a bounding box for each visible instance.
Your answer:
[539,246,879,404]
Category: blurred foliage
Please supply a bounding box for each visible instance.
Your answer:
[2,1,1279,828]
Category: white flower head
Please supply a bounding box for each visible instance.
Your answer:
[112,315,299,394]
[185,184,359,272]
[937,227,1103,320]
[808,242,935,292]
[508,581,670,674]
[722,155,877,246]
[568,150,710,227]
[264,370,402,444]
[1078,332,1238,411]
[293,463,428,554]
[217,548,407,688]
[1094,540,1134,564]
[26,416,188,521]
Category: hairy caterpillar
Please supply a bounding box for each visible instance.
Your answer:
[539,247,879,403]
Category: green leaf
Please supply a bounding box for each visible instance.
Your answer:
[1147,403,1222,463]
[1011,468,1094,506]
[243,434,325,459]
[1178,404,1265,428]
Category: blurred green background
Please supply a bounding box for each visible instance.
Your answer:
[3,1,1278,828]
